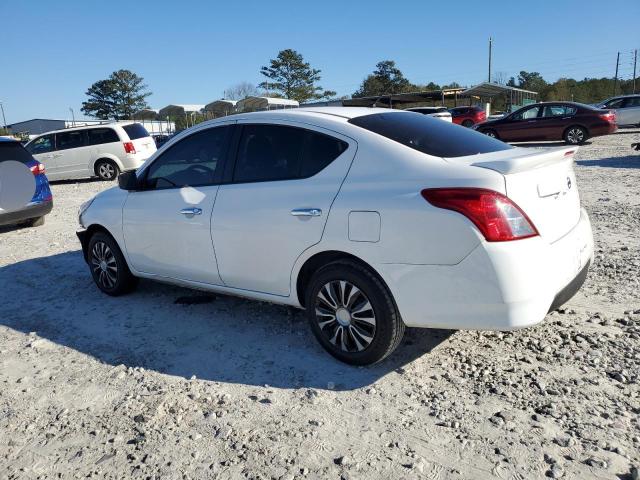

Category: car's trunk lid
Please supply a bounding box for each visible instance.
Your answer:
[448,146,581,243]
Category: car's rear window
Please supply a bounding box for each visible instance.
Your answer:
[122,123,150,140]
[348,112,513,158]
[0,141,33,163]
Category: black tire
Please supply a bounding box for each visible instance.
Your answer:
[26,216,45,227]
[482,129,499,139]
[95,159,120,181]
[305,260,405,365]
[462,119,474,128]
[563,125,588,145]
[87,232,138,296]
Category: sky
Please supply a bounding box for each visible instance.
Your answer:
[2,0,639,122]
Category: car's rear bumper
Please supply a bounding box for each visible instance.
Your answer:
[0,200,52,226]
[377,208,594,330]
[591,123,617,137]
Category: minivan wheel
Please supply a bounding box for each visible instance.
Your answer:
[87,232,138,296]
[564,126,588,145]
[462,119,474,128]
[305,260,405,365]
[95,160,120,181]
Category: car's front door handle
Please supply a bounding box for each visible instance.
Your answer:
[291,208,322,217]
[180,207,202,216]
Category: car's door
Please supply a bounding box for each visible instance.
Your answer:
[25,134,59,176]
[619,97,640,125]
[122,123,234,284]
[86,127,121,169]
[54,130,86,178]
[499,106,542,141]
[538,104,577,140]
[211,122,355,296]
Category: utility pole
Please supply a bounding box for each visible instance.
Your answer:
[69,107,76,126]
[613,51,620,96]
[0,102,7,131]
[633,49,638,94]
[488,37,493,83]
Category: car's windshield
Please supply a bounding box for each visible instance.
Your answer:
[348,112,513,158]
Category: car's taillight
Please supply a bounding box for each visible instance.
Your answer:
[29,162,45,175]
[421,188,539,242]
[123,141,136,154]
[599,111,616,123]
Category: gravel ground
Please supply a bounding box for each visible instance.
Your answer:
[1,130,639,480]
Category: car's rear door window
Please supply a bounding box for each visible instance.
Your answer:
[542,105,576,117]
[144,126,231,190]
[87,128,120,145]
[56,130,86,150]
[122,123,150,140]
[348,112,512,158]
[0,142,33,163]
[26,134,55,155]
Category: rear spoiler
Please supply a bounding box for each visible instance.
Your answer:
[469,146,578,175]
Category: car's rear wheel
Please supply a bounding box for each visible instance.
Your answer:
[95,160,120,181]
[305,260,405,365]
[564,126,588,145]
[87,232,137,296]
[462,119,474,128]
[482,129,499,139]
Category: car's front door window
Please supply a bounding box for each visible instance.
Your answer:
[144,126,231,190]
[27,135,55,155]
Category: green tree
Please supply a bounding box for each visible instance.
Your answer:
[81,69,152,120]
[353,60,414,97]
[259,49,335,103]
[515,71,548,94]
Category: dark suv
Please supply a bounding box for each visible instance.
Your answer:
[474,102,617,144]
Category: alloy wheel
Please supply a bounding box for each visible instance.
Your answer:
[485,130,497,138]
[314,280,376,352]
[566,128,584,144]
[91,241,118,289]
[98,163,116,180]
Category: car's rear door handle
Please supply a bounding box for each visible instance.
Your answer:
[180,207,202,216]
[291,208,322,217]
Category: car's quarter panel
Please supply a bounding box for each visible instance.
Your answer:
[211,121,357,296]
[122,185,222,284]
[79,186,129,250]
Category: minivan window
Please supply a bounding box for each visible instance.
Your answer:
[87,128,120,145]
[144,126,231,190]
[122,123,150,140]
[348,112,513,158]
[26,134,55,155]
[0,141,33,163]
[56,130,86,150]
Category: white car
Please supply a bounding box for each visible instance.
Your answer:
[25,122,156,181]
[76,108,594,365]
[405,107,453,122]
[595,95,640,127]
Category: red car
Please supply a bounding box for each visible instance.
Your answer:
[449,106,486,127]
[474,102,617,145]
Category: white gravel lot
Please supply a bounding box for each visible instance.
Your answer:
[1,130,639,480]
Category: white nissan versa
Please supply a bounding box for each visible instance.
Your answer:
[76,108,594,365]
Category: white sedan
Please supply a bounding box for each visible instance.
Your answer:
[76,108,594,365]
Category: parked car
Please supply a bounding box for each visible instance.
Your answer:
[405,107,452,122]
[594,94,640,127]
[449,105,486,127]
[0,137,52,227]
[474,102,617,144]
[25,122,157,182]
[77,108,593,365]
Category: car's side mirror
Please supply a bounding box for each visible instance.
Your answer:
[118,170,142,191]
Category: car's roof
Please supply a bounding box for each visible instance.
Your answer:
[30,121,136,137]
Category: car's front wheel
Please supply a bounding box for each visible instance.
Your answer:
[462,119,474,128]
[95,160,120,181]
[87,232,138,296]
[305,260,405,365]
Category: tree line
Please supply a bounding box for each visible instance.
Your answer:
[80,50,637,120]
